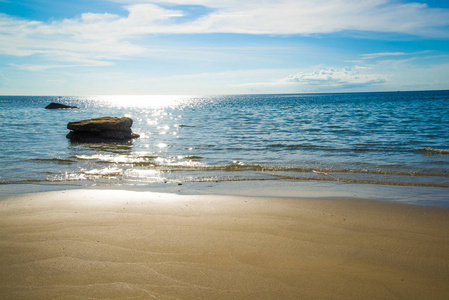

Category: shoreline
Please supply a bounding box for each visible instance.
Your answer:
[2,179,449,208]
[1,189,449,299]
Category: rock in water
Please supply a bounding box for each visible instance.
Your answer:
[68,116,133,132]
[45,102,78,109]
[66,117,140,142]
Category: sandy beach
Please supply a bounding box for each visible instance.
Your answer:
[1,189,448,299]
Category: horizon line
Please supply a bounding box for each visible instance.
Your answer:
[1,89,449,98]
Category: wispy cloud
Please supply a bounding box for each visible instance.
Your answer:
[361,51,433,60]
[0,11,146,67]
[361,52,409,60]
[284,67,387,89]
[108,0,449,36]
[1,0,449,71]
[228,66,389,94]
[179,0,449,36]
[9,61,113,71]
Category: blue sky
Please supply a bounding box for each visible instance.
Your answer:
[1,0,449,95]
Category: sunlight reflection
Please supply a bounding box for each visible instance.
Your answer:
[90,95,197,108]
[157,143,169,148]
[128,169,167,183]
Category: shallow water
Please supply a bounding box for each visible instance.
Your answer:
[0,91,448,197]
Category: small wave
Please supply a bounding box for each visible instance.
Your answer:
[182,156,206,160]
[175,124,196,128]
[139,155,160,160]
[267,144,399,153]
[414,148,449,155]
[75,154,159,164]
[46,168,124,181]
[27,158,77,164]
[352,148,396,152]
[312,170,331,176]
[82,167,123,176]
[130,162,449,178]
[0,179,45,184]
[39,153,449,179]
[47,172,87,182]
[268,144,319,149]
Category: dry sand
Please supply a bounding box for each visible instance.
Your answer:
[1,189,448,299]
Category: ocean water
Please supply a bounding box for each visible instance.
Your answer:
[0,91,448,201]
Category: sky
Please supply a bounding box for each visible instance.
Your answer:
[1,0,449,95]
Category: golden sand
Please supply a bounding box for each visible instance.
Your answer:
[1,189,448,299]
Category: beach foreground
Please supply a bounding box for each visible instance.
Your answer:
[1,189,448,299]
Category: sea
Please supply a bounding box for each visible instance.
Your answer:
[1,91,448,206]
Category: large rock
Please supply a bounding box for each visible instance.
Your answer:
[66,117,140,142]
[45,102,78,109]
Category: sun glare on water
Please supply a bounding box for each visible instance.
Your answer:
[90,95,198,108]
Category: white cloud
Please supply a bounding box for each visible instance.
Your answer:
[361,52,408,60]
[1,1,449,71]
[284,67,387,89]
[219,65,390,94]
[9,61,113,71]
[0,12,145,68]
[106,0,449,35]
[361,51,433,60]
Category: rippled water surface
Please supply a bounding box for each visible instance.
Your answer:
[1,91,448,192]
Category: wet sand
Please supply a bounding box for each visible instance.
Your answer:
[1,189,448,299]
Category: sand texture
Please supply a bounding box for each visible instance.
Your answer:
[1,189,448,299]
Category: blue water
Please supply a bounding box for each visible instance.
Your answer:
[0,91,448,199]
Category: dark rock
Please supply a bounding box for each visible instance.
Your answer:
[68,116,133,132]
[66,117,140,142]
[66,131,140,142]
[45,102,78,109]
